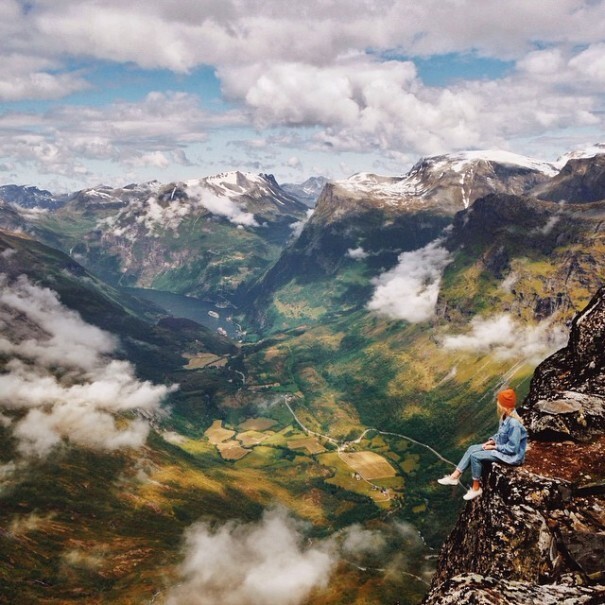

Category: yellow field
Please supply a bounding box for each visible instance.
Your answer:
[216,441,250,461]
[237,430,269,448]
[287,437,326,455]
[184,353,228,369]
[204,420,235,444]
[238,417,277,431]
[339,451,397,480]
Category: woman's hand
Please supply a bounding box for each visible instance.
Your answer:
[482,441,497,450]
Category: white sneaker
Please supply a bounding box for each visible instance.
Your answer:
[437,475,459,486]
[463,487,483,500]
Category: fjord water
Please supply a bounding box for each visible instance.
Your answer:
[124,287,239,338]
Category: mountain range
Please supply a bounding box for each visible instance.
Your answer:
[1,146,605,604]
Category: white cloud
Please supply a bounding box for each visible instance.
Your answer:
[441,313,568,364]
[126,151,171,169]
[220,52,600,158]
[187,185,259,227]
[1,1,605,187]
[0,92,244,186]
[500,272,519,293]
[340,524,386,556]
[165,508,336,605]
[569,43,605,85]
[165,509,433,605]
[347,247,368,261]
[0,57,89,101]
[0,274,176,457]
[18,1,605,74]
[367,240,452,323]
[289,208,314,239]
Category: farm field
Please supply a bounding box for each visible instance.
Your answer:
[339,451,397,480]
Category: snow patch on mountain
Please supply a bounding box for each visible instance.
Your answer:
[438,150,558,176]
[203,171,268,198]
[554,143,605,168]
[335,150,557,209]
[100,194,194,238]
[96,175,266,237]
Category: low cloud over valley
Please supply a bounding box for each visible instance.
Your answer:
[166,508,431,605]
[367,239,452,323]
[441,313,568,364]
[0,274,175,458]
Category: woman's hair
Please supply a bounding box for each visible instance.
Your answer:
[497,401,524,424]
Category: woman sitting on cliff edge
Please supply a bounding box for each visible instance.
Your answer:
[437,388,528,501]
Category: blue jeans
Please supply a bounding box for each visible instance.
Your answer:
[456,444,500,481]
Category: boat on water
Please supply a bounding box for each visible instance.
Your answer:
[208,310,219,319]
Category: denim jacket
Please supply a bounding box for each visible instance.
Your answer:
[490,416,528,465]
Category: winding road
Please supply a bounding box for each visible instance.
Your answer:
[282,395,458,501]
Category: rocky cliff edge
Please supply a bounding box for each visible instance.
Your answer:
[422,287,605,604]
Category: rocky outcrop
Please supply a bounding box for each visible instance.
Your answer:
[523,286,605,440]
[535,155,605,203]
[423,288,605,605]
[424,573,605,604]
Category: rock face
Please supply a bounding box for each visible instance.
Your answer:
[422,288,605,605]
[0,184,64,210]
[524,286,605,440]
[436,193,605,325]
[535,155,605,204]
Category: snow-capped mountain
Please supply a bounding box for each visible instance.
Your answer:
[56,172,307,239]
[534,153,605,203]
[282,176,329,207]
[186,171,307,219]
[245,148,603,329]
[8,172,309,299]
[334,150,556,213]
[554,143,605,168]
[0,185,65,210]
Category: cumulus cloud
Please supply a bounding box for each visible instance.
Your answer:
[367,240,452,323]
[441,313,568,364]
[18,1,605,74]
[165,508,336,605]
[1,1,605,186]
[0,274,175,457]
[220,51,600,158]
[126,151,171,169]
[347,247,368,261]
[0,92,244,187]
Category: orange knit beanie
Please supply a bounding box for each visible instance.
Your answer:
[497,388,517,409]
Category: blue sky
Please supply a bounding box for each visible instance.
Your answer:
[0,0,604,192]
